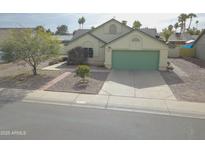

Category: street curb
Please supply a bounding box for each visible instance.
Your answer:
[21,97,205,120]
[1,87,205,119]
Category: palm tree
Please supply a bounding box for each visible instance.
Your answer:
[188,13,197,29]
[78,18,82,29]
[178,13,189,33]
[168,25,173,32]
[196,20,199,29]
[81,17,85,29]
[174,23,179,32]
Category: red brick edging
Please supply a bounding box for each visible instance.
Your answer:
[39,72,71,90]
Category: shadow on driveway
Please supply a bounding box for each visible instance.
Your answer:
[160,71,184,85]
[106,70,169,89]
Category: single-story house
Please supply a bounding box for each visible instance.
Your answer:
[65,18,168,70]
[168,32,197,46]
[55,34,73,54]
[55,34,73,43]
[193,30,205,61]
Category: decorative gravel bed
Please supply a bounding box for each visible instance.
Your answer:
[47,72,109,94]
[0,70,65,90]
[161,58,205,103]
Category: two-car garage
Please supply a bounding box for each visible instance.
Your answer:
[112,50,159,70]
[104,30,168,71]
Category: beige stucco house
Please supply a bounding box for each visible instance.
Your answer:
[193,30,205,61]
[65,18,168,70]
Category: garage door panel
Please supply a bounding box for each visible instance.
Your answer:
[112,50,159,70]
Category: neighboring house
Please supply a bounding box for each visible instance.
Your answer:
[140,28,159,38]
[72,29,90,40]
[65,18,168,70]
[193,30,205,61]
[55,34,73,43]
[168,32,197,46]
[55,34,73,54]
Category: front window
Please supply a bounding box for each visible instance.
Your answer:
[84,48,93,58]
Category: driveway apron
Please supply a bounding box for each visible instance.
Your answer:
[99,70,176,100]
[99,70,135,97]
[134,71,176,100]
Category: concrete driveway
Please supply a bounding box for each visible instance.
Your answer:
[99,70,176,100]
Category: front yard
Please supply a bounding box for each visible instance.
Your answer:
[47,72,109,94]
[0,60,65,90]
[1,57,205,103]
[0,60,109,94]
[161,57,205,103]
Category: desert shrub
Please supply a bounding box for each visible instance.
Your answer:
[67,47,88,65]
[75,65,90,83]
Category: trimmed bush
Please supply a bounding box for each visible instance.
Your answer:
[75,65,90,83]
[67,47,88,65]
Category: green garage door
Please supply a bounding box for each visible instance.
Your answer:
[112,50,159,70]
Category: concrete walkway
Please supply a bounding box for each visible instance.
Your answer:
[42,62,110,73]
[39,72,71,90]
[99,70,176,100]
[1,88,205,119]
[42,62,67,71]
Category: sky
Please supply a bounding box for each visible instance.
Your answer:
[0,13,204,33]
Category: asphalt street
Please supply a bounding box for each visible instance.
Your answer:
[0,100,205,139]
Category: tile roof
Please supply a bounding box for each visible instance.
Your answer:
[72,29,90,39]
[140,28,158,38]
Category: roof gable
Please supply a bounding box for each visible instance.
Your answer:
[104,29,167,47]
[72,29,90,39]
[193,30,205,47]
[67,32,106,46]
[68,18,132,44]
[91,18,132,33]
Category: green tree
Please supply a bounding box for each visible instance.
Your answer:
[132,20,142,29]
[168,25,174,32]
[187,27,201,35]
[55,25,68,35]
[162,28,173,42]
[78,17,86,29]
[178,13,189,32]
[81,17,85,29]
[196,20,199,29]
[174,23,179,32]
[78,18,82,29]
[1,29,60,75]
[187,13,197,29]
[35,25,46,32]
[46,28,53,34]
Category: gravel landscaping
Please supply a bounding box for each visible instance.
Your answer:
[0,70,64,90]
[161,58,205,103]
[47,72,109,94]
